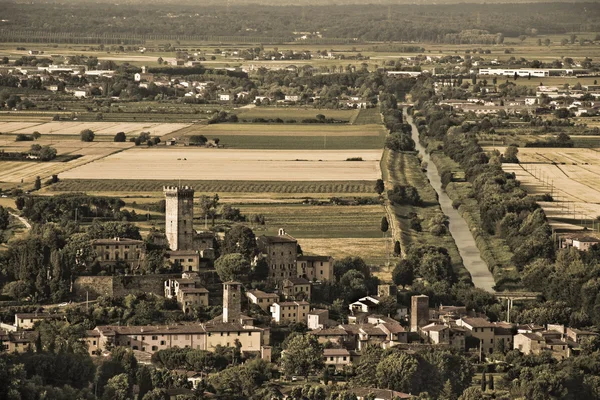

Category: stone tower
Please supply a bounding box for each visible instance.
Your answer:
[164,186,195,251]
[223,281,242,323]
[411,294,430,332]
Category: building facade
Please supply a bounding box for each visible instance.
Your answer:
[257,229,298,283]
[164,186,195,251]
[297,255,334,281]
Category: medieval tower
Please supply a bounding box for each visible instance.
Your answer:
[223,281,242,323]
[164,186,195,251]
[411,294,430,332]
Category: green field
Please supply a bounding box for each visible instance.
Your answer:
[352,108,383,125]
[236,107,359,122]
[46,179,377,194]
[176,123,386,149]
[235,203,385,238]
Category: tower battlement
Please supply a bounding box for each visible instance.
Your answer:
[163,186,194,199]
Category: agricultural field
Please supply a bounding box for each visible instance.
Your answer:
[0,139,134,184]
[175,123,386,149]
[45,179,376,194]
[499,147,600,229]
[0,121,190,137]
[235,203,385,239]
[235,107,359,122]
[59,148,382,181]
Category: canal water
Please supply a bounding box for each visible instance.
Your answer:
[405,109,496,292]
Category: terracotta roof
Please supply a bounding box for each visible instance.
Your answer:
[461,317,494,328]
[312,328,347,336]
[309,309,329,316]
[258,234,297,244]
[422,324,448,332]
[380,323,406,333]
[179,287,208,294]
[297,255,331,262]
[247,290,278,299]
[323,348,350,356]
[519,333,543,341]
[283,277,310,285]
[91,238,143,245]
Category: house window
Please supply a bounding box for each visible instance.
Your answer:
[152,346,158,351]
[105,246,109,249]
[185,335,190,340]
[160,341,165,345]
[188,258,193,262]
[343,357,347,361]
[330,357,334,361]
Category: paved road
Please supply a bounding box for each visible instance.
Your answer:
[405,109,496,292]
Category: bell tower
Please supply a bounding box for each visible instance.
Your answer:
[164,186,195,251]
[223,281,242,323]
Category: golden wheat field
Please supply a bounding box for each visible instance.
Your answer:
[59,148,383,181]
[0,140,134,183]
[0,121,190,136]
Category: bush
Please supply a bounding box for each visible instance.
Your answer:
[114,132,126,142]
[15,134,33,142]
[80,129,95,142]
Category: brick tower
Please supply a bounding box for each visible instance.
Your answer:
[164,186,195,251]
[223,281,242,323]
[411,294,430,332]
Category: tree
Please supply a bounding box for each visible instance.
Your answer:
[376,351,419,393]
[503,145,519,163]
[223,225,257,259]
[375,179,385,195]
[137,365,153,400]
[352,345,383,387]
[215,253,251,282]
[0,206,9,230]
[114,132,126,142]
[380,216,389,234]
[80,129,95,142]
[32,131,41,140]
[103,373,129,400]
[393,240,401,256]
[189,135,208,146]
[34,176,41,190]
[378,295,398,317]
[481,371,487,391]
[489,374,494,391]
[281,334,324,380]
[39,145,57,161]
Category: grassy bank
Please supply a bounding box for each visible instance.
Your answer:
[384,149,470,284]
[428,151,521,290]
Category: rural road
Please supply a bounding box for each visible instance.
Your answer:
[9,211,31,230]
[405,109,496,292]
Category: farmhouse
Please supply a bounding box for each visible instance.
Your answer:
[257,228,298,284]
[246,289,279,311]
[91,237,145,272]
[281,277,311,300]
[270,301,309,323]
[297,255,334,281]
